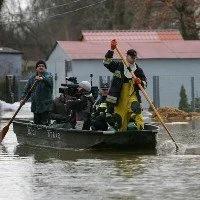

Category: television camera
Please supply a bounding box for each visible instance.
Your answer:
[59,77,79,96]
[59,76,99,99]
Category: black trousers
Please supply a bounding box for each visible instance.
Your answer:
[82,118,91,130]
[34,111,50,125]
[91,115,108,131]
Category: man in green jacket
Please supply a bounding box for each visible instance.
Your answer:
[21,60,53,125]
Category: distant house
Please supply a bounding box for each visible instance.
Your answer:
[46,30,200,108]
[0,47,23,77]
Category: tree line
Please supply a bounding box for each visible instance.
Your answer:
[0,0,199,60]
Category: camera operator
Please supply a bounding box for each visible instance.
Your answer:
[50,89,74,128]
[50,77,79,128]
[66,81,94,130]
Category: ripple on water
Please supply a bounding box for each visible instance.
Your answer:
[0,119,200,200]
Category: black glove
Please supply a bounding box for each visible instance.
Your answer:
[105,50,114,59]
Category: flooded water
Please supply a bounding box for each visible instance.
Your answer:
[0,108,200,200]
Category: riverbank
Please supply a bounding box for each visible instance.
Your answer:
[152,107,200,122]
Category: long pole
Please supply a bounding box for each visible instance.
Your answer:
[115,46,179,150]
[0,80,37,142]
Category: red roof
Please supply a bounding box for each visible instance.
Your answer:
[163,41,200,58]
[57,40,200,60]
[81,30,183,41]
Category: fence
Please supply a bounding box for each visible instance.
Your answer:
[0,75,18,103]
[0,75,27,103]
[98,75,199,110]
[149,75,200,111]
[1,74,199,111]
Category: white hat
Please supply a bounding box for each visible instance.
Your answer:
[78,81,91,92]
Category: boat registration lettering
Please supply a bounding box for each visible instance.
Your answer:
[26,125,61,139]
[47,130,61,139]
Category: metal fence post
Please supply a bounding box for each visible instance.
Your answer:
[153,76,160,108]
[5,75,14,103]
[5,75,19,103]
[191,76,195,111]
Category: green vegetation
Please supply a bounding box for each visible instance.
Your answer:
[178,85,191,112]
[193,97,200,112]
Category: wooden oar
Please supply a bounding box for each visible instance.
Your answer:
[0,80,37,142]
[115,46,179,150]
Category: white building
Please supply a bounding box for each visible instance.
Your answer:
[46,30,200,108]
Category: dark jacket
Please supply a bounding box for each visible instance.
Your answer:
[68,94,94,120]
[50,94,73,123]
[22,72,53,113]
[94,95,107,107]
[92,95,107,118]
[91,95,108,131]
[103,50,147,103]
[66,93,94,129]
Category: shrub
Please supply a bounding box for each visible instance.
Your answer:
[178,85,191,112]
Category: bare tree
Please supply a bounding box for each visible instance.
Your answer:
[0,0,4,10]
[0,0,199,61]
[153,0,199,39]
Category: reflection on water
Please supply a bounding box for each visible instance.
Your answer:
[0,118,200,200]
[15,146,156,162]
[0,149,34,200]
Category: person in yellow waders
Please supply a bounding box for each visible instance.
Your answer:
[103,40,147,131]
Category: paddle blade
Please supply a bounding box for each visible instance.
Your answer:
[0,125,10,142]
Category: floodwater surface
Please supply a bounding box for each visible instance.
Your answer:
[0,111,200,200]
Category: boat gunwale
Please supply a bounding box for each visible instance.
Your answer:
[13,119,158,135]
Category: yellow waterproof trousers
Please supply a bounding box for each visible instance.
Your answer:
[115,81,144,131]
